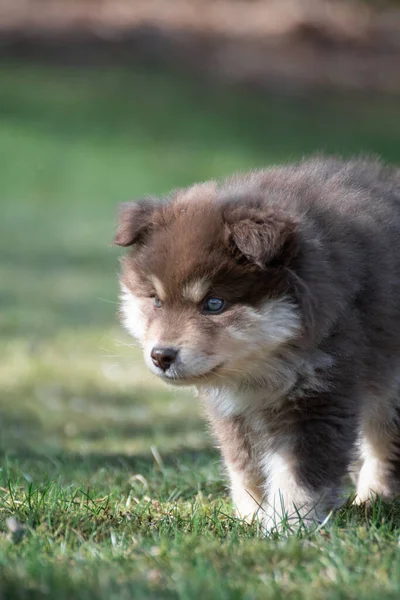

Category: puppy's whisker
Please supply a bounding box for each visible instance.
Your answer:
[111,338,140,349]
[97,297,119,305]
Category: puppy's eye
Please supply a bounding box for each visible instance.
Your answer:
[203,297,226,314]
[153,296,162,308]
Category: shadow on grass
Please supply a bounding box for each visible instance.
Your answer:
[0,400,221,497]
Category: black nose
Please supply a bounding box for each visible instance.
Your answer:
[151,347,178,372]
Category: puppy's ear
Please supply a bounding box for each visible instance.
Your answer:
[113,200,156,247]
[224,206,299,269]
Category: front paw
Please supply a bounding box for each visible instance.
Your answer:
[260,504,323,535]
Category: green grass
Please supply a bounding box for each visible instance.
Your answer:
[1,60,400,599]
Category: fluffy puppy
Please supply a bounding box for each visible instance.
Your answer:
[114,157,400,530]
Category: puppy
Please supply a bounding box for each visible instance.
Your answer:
[114,157,400,530]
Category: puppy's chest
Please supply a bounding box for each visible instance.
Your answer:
[205,379,295,419]
[204,351,334,419]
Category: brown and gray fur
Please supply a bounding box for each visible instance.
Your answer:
[114,157,400,530]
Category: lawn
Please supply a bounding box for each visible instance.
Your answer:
[1,61,400,599]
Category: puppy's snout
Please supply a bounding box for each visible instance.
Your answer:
[151,347,178,371]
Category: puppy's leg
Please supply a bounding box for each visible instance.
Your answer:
[226,464,263,522]
[355,409,400,504]
[209,413,263,522]
[261,450,338,531]
[262,396,356,532]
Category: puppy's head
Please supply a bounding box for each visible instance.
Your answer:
[114,184,303,387]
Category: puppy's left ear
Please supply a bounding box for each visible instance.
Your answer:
[113,199,156,247]
[224,206,299,269]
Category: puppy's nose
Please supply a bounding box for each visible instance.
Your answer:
[151,347,178,372]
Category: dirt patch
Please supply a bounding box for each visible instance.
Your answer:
[1,0,400,92]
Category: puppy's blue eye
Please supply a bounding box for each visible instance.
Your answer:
[204,297,225,314]
[154,296,162,308]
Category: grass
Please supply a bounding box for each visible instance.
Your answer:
[1,59,400,599]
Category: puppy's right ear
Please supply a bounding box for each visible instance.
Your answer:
[113,200,156,247]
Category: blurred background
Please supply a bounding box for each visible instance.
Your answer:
[1,0,400,482]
